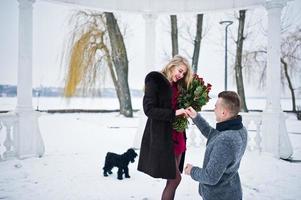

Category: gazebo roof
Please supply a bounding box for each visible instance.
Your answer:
[44,0,265,13]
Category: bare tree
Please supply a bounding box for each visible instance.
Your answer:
[244,27,301,112]
[104,12,133,117]
[170,14,204,73]
[234,10,248,112]
[62,10,133,117]
[280,28,301,112]
[281,58,296,111]
[191,14,204,73]
[170,15,179,57]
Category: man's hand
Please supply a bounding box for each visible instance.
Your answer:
[185,107,197,119]
[184,163,193,175]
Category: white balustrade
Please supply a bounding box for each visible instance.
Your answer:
[186,111,263,153]
[0,112,18,161]
[188,123,197,147]
[241,112,262,152]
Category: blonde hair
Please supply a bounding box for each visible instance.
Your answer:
[161,55,193,89]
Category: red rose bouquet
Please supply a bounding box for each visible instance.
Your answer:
[173,74,212,132]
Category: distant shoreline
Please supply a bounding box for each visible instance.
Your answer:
[1,96,300,114]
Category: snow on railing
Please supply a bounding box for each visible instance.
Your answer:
[0,112,18,161]
[186,111,262,152]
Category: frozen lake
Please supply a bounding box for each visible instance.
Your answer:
[0,97,300,111]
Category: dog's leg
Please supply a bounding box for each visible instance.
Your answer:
[103,161,112,177]
[117,168,123,180]
[103,164,111,177]
[103,167,108,177]
[124,166,130,178]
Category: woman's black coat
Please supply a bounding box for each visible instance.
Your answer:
[137,71,186,179]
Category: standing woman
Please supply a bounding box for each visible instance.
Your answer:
[137,55,193,200]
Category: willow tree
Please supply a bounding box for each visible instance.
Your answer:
[62,11,133,117]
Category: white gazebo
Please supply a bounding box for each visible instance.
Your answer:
[0,0,293,160]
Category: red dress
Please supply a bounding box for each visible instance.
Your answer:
[171,83,186,156]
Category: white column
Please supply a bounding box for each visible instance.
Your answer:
[16,0,45,159]
[143,13,157,73]
[17,0,34,111]
[265,0,284,112]
[262,0,292,159]
[132,14,157,149]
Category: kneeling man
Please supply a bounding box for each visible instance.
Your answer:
[185,91,247,200]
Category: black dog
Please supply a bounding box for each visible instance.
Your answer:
[103,148,138,180]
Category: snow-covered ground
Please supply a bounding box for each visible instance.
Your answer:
[0,98,301,200]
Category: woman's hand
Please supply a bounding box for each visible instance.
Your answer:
[185,106,197,119]
[175,108,188,117]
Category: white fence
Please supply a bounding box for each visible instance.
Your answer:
[183,112,262,152]
[0,112,18,161]
[0,111,263,161]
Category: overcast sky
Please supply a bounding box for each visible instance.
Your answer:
[0,0,301,96]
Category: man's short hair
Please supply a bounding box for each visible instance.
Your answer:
[218,91,241,116]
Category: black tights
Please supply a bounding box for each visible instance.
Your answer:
[161,154,182,200]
